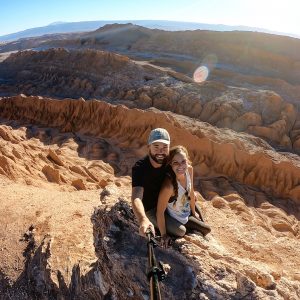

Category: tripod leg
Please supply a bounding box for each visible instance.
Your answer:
[150,275,161,300]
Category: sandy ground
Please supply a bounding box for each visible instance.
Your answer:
[0,176,101,284]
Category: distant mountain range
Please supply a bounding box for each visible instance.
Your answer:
[1,20,299,42]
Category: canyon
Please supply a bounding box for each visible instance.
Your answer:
[0,24,300,299]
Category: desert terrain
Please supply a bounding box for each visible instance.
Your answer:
[0,25,300,299]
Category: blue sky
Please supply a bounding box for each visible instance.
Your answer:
[0,0,299,36]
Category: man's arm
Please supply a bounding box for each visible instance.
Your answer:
[131,186,155,236]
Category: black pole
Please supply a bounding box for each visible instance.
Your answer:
[147,231,165,300]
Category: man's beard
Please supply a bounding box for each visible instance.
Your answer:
[149,152,167,164]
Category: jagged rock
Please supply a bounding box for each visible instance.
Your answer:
[1,49,300,154]
[1,94,300,299]
[47,149,64,166]
[256,273,276,290]
[176,94,202,117]
[232,112,262,132]
[99,179,108,189]
[3,23,300,297]
[2,24,300,93]
[138,91,152,108]
[12,147,22,159]
[211,196,228,209]
[42,165,61,183]
[71,178,86,190]
[2,96,300,203]
[0,155,16,179]
[0,126,11,141]
[236,273,257,297]
[69,165,87,176]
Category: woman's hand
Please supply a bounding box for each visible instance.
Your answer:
[193,211,200,220]
[160,234,172,249]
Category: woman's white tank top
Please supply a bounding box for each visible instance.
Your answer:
[167,169,191,224]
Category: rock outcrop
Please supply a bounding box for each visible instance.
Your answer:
[1,23,300,102]
[1,25,300,299]
[0,95,300,299]
[1,49,300,154]
[1,94,300,204]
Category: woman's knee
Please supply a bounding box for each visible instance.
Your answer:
[168,224,186,237]
[176,226,186,237]
[186,217,211,236]
[165,214,187,237]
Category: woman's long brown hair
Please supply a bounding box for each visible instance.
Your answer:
[166,146,191,199]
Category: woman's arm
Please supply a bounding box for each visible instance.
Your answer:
[156,178,174,237]
[188,166,197,217]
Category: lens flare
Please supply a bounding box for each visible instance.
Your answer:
[193,66,209,83]
[193,54,218,83]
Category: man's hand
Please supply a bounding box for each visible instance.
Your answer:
[139,217,155,237]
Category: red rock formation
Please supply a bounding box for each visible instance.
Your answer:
[2,23,300,88]
[1,94,300,204]
[1,26,300,299]
[1,49,300,154]
[1,95,300,299]
[0,118,116,190]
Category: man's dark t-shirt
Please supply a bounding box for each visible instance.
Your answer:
[132,156,167,212]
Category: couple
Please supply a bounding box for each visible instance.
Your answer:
[131,128,211,247]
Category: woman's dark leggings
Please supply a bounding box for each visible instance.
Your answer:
[146,202,211,237]
[185,216,211,236]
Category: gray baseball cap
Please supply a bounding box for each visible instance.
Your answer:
[148,128,170,145]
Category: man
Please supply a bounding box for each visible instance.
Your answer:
[132,128,187,237]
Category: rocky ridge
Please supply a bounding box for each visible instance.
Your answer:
[1,25,300,299]
[0,95,299,299]
[1,49,300,154]
[1,23,300,101]
[1,95,300,203]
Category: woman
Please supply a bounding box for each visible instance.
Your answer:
[156,146,211,247]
